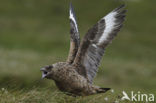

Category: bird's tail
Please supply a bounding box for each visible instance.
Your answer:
[96,87,111,93]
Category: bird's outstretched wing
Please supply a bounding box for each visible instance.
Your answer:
[73,5,126,83]
[67,3,80,64]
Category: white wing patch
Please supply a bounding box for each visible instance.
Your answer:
[92,44,97,48]
[98,11,117,44]
[69,9,78,32]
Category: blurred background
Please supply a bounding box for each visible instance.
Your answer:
[0,0,156,102]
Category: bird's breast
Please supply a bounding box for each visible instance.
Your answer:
[53,67,88,93]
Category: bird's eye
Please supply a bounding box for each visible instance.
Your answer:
[45,65,53,70]
[48,65,53,69]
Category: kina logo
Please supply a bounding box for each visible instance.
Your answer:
[121,91,155,102]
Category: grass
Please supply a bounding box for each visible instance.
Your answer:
[0,87,129,103]
[0,0,156,103]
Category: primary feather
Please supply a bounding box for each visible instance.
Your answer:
[74,5,126,83]
[67,3,80,64]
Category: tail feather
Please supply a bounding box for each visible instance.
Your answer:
[97,88,111,93]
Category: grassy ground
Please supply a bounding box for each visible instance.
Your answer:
[0,0,156,103]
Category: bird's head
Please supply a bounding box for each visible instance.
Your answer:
[40,65,54,79]
[40,62,66,79]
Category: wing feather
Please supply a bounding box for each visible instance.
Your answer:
[74,5,126,83]
[67,3,80,64]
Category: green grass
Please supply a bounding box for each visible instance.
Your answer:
[0,0,156,102]
[0,87,131,103]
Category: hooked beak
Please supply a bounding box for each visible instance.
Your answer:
[40,68,45,71]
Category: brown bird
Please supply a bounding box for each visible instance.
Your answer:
[41,3,126,96]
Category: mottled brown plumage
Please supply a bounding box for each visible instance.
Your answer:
[41,3,126,96]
